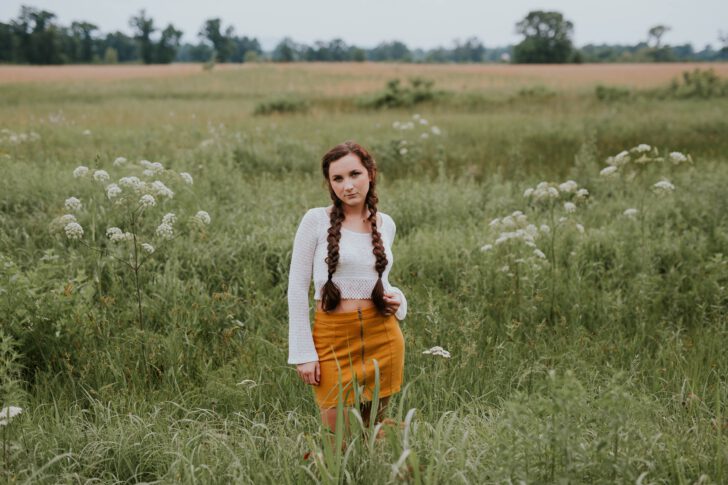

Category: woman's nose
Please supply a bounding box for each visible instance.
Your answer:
[344,181,354,190]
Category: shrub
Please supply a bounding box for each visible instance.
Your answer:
[253,98,309,115]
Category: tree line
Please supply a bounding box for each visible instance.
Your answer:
[1,6,726,65]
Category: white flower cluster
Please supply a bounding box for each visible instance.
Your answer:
[141,243,155,254]
[106,183,122,199]
[623,208,639,218]
[106,227,133,242]
[139,194,156,208]
[0,406,23,426]
[482,211,547,260]
[64,197,82,212]
[156,212,176,240]
[64,222,84,240]
[422,346,451,358]
[193,210,211,225]
[73,165,89,178]
[140,159,164,177]
[180,172,193,185]
[0,129,40,145]
[93,170,110,182]
[119,176,144,192]
[523,180,589,208]
[113,157,127,167]
[653,179,675,194]
[599,144,691,178]
[392,114,442,137]
[150,180,174,199]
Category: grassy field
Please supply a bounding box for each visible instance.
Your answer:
[1,62,727,483]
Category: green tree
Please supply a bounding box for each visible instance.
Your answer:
[155,24,182,63]
[647,25,670,48]
[199,18,234,62]
[272,37,299,62]
[70,21,98,62]
[513,10,574,63]
[129,10,155,64]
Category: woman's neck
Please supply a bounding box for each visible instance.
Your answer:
[341,202,369,221]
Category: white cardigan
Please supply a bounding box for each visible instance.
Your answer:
[287,207,408,364]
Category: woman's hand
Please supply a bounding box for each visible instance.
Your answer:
[383,291,401,317]
[297,361,320,386]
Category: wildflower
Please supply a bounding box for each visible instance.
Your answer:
[119,176,143,191]
[64,222,84,240]
[539,224,550,234]
[139,194,156,207]
[489,218,501,228]
[392,121,401,129]
[113,157,127,166]
[419,118,429,125]
[623,208,638,218]
[59,214,77,225]
[73,166,89,178]
[420,133,429,140]
[156,222,174,240]
[575,223,585,234]
[558,180,578,193]
[151,181,174,199]
[412,113,420,120]
[399,148,408,156]
[82,129,91,136]
[431,126,441,135]
[564,202,577,213]
[576,188,589,199]
[64,197,82,212]
[162,212,176,225]
[634,144,651,153]
[0,406,23,426]
[141,243,155,254]
[180,172,193,185]
[600,166,618,177]
[194,210,211,225]
[533,249,546,259]
[669,152,688,164]
[422,346,451,358]
[93,170,110,182]
[142,169,155,177]
[613,151,630,166]
[653,179,675,193]
[106,183,122,199]
[523,188,534,198]
[480,244,493,252]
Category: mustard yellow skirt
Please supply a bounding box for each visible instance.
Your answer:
[312,306,405,408]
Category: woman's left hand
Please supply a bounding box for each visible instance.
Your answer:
[382,292,401,316]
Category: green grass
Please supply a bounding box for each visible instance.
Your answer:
[1,65,727,483]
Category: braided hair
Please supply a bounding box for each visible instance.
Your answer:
[320,141,388,313]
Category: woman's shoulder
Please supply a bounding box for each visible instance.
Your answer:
[379,211,395,228]
[299,207,328,228]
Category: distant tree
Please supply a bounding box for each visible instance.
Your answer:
[229,36,262,62]
[70,21,98,62]
[103,31,138,62]
[719,31,728,58]
[199,18,234,62]
[155,24,182,63]
[129,10,155,63]
[512,10,574,63]
[451,37,485,62]
[369,41,411,62]
[647,25,670,48]
[272,37,299,62]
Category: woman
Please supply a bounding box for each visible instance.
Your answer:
[287,140,407,433]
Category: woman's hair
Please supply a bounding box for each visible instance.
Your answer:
[320,141,388,314]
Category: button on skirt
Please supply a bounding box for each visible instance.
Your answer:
[312,306,405,408]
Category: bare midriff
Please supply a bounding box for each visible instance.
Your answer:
[316,298,375,313]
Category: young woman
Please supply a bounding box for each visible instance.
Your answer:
[287,141,407,432]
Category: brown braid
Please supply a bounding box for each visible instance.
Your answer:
[320,141,388,314]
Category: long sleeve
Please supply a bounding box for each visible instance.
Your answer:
[287,209,320,364]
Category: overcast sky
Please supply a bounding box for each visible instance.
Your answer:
[2,0,726,50]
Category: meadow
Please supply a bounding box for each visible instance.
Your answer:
[1,62,727,483]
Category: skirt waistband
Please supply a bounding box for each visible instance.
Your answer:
[314,305,384,324]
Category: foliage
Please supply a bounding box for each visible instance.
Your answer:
[253,97,309,115]
[595,84,632,102]
[513,10,575,63]
[360,78,445,109]
[662,68,728,99]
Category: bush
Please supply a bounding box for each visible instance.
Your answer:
[595,84,631,102]
[360,77,445,109]
[253,98,309,115]
[664,68,728,99]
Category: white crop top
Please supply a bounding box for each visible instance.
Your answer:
[287,207,408,364]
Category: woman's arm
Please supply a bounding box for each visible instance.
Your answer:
[287,209,320,364]
[384,213,408,321]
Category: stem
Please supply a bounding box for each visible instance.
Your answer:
[130,217,143,331]
[548,204,557,325]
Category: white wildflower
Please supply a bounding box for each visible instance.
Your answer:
[575,223,585,234]
[399,148,408,156]
[0,406,23,426]
[93,170,110,182]
[180,172,193,185]
[558,180,578,193]
[600,166,618,177]
[422,346,451,358]
[489,218,501,228]
[139,194,156,207]
[392,121,401,129]
[73,166,89,178]
[141,243,155,254]
[420,133,429,140]
[142,169,155,177]
[412,113,421,120]
[634,144,651,153]
[162,212,176,225]
[431,126,441,135]
[64,197,82,212]
[64,222,83,240]
[194,210,211,225]
[156,222,174,240]
[419,118,429,125]
[576,188,589,199]
[564,202,577,213]
[480,244,493,252]
[59,214,77,225]
[558,216,567,223]
[118,176,143,191]
[613,151,630,165]
[113,157,127,166]
[81,129,91,136]
[533,249,546,259]
[106,227,131,242]
[106,183,122,199]
[139,159,153,168]
[623,208,638,218]
[669,152,688,164]
[540,224,550,234]
[653,179,675,193]
[523,187,534,198]
[151,180,174,199]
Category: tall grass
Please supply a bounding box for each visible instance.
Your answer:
[0,65,727,483]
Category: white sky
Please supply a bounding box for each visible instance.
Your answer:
[2,0,726,50]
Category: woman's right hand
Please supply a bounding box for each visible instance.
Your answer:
[297,361,320,386]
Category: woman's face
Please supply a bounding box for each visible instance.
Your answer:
[327,153,371,207]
